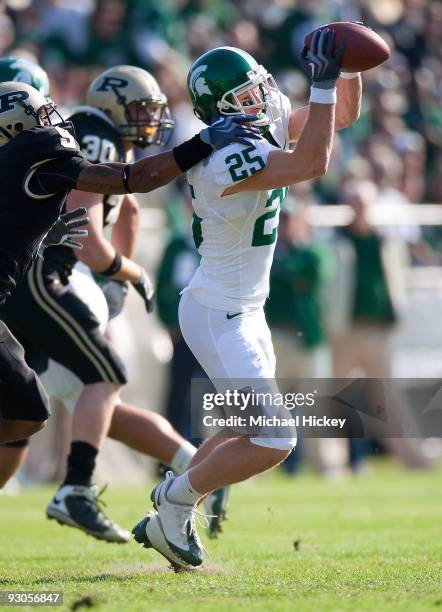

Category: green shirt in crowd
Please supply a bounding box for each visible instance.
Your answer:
[156,235,200,328]
[266,242,328,348]
[350,233,396,324]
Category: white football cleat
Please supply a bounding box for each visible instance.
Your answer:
[132,511,198,572]
[133,471,204,568]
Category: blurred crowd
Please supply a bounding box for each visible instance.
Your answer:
[1,0,441,481]
[1,0,441,206]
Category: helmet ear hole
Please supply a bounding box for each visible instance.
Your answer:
[14,123,24,132]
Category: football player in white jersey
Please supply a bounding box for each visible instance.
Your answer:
[133,29,362,569]
[0,63,258,540]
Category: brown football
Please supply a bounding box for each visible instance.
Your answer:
[304,22,390,72]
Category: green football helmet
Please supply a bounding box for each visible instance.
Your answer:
[0,56,50,96]
[187,46,281,129]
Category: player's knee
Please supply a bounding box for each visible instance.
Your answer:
[83,381,124,410]
[250,436,297,468]
[88,380,123,393]
[263,446,292,469]
[108,381,124,393]
[273,447,293,465]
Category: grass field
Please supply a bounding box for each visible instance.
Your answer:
[0,461,441,611]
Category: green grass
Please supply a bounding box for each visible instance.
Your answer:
[1,461,441,611]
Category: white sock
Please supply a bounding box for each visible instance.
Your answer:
[170,441,196,475]
[166,471,201,505]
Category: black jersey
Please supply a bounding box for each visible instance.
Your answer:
[0,125,89,304]
[71,107,126,225]
[43,107,126,281]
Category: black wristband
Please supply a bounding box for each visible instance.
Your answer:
[122,164,132,193]
[173,134,213,173]
[100,252,122,276]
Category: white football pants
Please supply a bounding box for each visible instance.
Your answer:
[179,291,297,451]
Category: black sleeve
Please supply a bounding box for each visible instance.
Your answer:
[30,155,91,195]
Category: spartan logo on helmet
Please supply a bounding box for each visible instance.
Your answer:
[189,65,211,98]
[0,90,30,114]
[96,77,129,93]
[187,47,281,129]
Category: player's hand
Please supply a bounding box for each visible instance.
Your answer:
[299,28,346,89]
[200,114,262,150]
[100,279,128,320]
[132,267,155,313]
[42,207,89,250]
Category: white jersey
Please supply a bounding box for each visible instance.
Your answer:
[185,92,291,312]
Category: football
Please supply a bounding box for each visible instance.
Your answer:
[304,22,390,72]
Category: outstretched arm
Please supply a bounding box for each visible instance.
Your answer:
[224,102,335,194]
[224,28,343,195]
[75,151,180,195]
[75,115,263,195]
[335,73,362,129]
[288,73,361,143]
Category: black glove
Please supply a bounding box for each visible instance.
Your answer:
[299,28,346,89]
[132,268,155,313]
[42,207,89,250]
[200,114,262,149]
[100,279,129,320]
